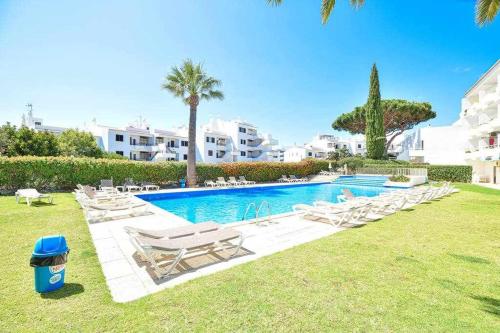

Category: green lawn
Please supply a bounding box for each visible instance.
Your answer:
[0,184,499,332]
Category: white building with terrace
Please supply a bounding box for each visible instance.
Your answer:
[461,60,500,183]
[87,118,189,162]
[198,118,281,163]
[283,134,367,162]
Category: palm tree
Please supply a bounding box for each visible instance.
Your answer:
[476,0,499,26]
[266,0,365,24]
[267,0,498,26]
[162,60,224,187]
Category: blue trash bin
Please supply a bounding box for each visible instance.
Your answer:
[179,178,186,188]
[30,235,69,293]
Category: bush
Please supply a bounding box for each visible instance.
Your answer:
[388,175,410,182]
[363,163,472,183]
[337,157,365,173]
[426,165,472,183]
[0,156,330,192]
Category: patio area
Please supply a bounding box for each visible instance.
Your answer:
[88,204,345,302]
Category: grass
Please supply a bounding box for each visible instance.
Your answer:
[0,184,499,332]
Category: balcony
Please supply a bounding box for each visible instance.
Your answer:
[216,139,227,146]
[248,150,263,158]
[247,138,263,147]
[246,128,257,136]
[216,150,226,158]
[409,148,425,157]
[465,144,500,161]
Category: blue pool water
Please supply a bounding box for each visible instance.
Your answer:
[137,182,391,224]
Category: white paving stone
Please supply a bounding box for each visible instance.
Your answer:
[85,184,352,303]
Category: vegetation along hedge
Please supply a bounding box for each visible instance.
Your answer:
[0,156,329,192]
[363,163,472,183]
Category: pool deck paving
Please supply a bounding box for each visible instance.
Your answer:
[85,180,416,303]
[86,181,355,302]
[88,207,345,302]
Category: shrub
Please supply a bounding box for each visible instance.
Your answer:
[0,156,330,192]
[426,165,472,183]
[337,157,365,173]
[363,163,472,183]
[388,175,410,182]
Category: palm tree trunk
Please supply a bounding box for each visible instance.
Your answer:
[187,104,197,187]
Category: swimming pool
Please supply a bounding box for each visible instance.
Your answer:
[137,182,391,224]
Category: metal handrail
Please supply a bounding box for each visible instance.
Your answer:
[242,202,256,221]
[256,201,271,225]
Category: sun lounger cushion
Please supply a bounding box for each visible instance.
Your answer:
[137,228,241,251]
[126,222,220,239]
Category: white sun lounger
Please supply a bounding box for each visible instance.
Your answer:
[216,177,231,187]
[15,189,53,206]
[238,176,256,185]
[278,175,293,183]
[228,177,243,186]
[124,221,220,239]
[292,203,367,226]
[204,180,219,187]
[289,175,307,182]
[84,201,148,223]
[130,228,245,279]
[141,182,160,191]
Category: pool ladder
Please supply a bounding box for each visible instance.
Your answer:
[242,201,272,225]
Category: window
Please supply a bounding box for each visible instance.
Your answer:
[335,144,339,149]
[115,134,124,142]
[240,151,246,157]
[308,152,313,157]
[211,137,215,143]
[35,121,42,126]
[115,151,123,156]
[181,140,188,147]
[208,150,213,156]
[206,137,210,143]
[343,145,347,148]
[239,127,246,133]
[357,144,362,149]
[156,137,164,144]
[183,154,188,160]
[240,139,246,145]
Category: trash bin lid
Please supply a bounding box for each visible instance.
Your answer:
[32,235,68,257]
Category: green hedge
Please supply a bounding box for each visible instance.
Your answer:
[0,156,329,192]
[363,163,472,182]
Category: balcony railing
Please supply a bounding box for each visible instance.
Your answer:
[247,129,257,136]
[247,138,263,147]
[216,139,227,146]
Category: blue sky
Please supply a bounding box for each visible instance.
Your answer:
[0,0,498,146]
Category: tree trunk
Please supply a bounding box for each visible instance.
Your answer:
[384,131,403,156]
[187,104,197,187]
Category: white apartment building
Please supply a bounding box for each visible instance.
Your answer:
[87,118,190,162]
[461,60,500,183]
[22,104,68,135]
[198,118,281,163]
[284,134,366,162]
[398,124,468,164]
[20,108,281,164]
[398,59,499,184]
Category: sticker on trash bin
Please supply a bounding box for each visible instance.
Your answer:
[49,265,65,274]
[49,274,62,284]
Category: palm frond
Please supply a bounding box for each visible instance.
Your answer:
[476,0,500,26]
[321,0,336,24]
[163,59,224,106]
[350,0,365,9]
[267,0,283,6]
